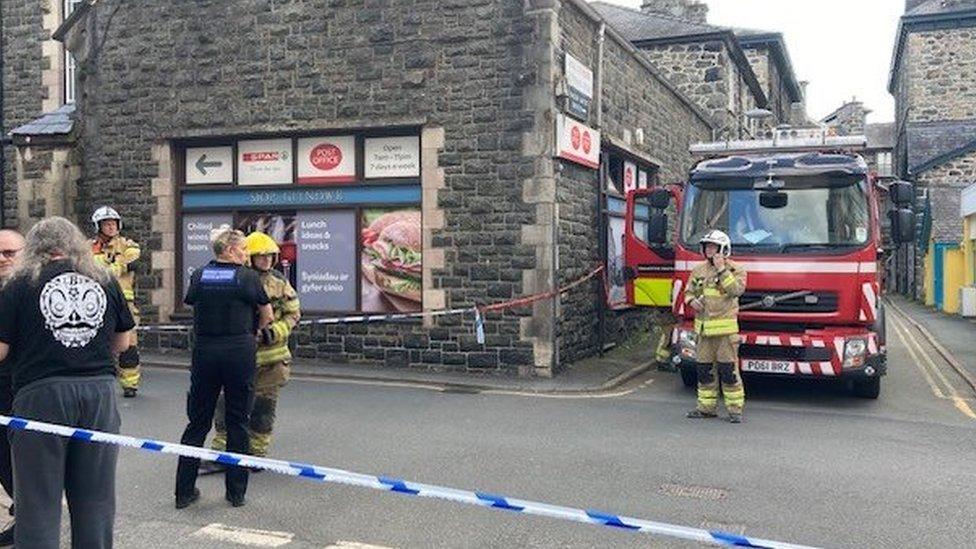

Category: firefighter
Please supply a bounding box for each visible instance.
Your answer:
[91,206,143,398]
[684,230,747,423]
[202,231,300,472]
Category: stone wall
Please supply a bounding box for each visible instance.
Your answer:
[916,150,976,241]
[1,0,45,227]
[13,142,81,227]
[744,46,790,126]
[77,0,545,374]
[640,41,747,137]
[906,28,976,123]
[554,1,711,364]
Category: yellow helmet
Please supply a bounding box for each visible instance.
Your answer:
[245,231,280,256]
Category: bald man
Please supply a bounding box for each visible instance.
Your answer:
[0,229,22,545]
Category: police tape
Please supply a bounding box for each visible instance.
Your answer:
[0,414,820,549]
[135,265,607,339]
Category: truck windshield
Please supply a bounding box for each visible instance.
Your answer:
[680,176,870,253]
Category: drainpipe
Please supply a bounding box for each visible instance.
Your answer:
[594,22,606,355]
[0,3,6,227]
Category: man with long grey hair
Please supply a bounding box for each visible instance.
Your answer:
[0,217,135,548]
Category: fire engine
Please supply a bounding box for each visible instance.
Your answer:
[624,127,916,399]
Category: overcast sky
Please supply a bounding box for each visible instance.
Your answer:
[600,0,904,123]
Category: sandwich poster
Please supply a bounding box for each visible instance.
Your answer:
[361,208,422,313]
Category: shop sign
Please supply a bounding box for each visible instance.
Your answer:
[181,184,421,210]
[623,161,637,193]
[297,136,356,184]
[555,114,600,170]
[365,136,420,179]
[565,53,593,120]
[295,211,358,311]
[181,213,234,298]
[185,146,233,185]
[238,138,293,185]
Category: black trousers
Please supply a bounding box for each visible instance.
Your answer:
[176,335,256,501]
[0,372,12,503]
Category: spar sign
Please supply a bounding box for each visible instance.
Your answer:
[555,114,600,170]
[298,136,356,184]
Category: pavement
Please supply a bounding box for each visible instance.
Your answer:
[141,330,659,395]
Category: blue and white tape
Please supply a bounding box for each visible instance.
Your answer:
[0,414,819,549]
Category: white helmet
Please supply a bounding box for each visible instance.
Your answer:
[700,229,732,257]
[92,206,122,231]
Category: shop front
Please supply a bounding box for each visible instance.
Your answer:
[177,129,423,317]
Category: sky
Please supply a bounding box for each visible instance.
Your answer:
[601,0,905,123]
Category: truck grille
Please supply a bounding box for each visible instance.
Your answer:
[739,345,833,362]
[739,291,838,313]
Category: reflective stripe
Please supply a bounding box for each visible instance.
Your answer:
[695,317,739,336]
[720,274,736,288]
[703,288,722,297]
[633,278,673,307]
[257,345,291,366]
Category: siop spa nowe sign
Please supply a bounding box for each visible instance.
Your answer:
[555,114,600,170]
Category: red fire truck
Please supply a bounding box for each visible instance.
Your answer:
[624,128,916,398]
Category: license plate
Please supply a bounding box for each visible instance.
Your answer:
[741,360,796,374]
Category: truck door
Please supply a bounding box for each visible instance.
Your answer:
[624,186,680,307]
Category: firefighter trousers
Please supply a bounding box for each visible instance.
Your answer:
[117,301,141,391]
[212,361,290,458]
[695,334,745,414]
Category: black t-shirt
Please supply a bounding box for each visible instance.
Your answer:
[184,261,269,337]
[0,260,136,392]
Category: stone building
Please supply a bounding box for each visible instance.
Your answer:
[2,0,717,376]
[889,0,976,310]
[592,0,805,137]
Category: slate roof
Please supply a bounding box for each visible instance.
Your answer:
[10,104,76,139]
[865,123,895,150]
[590,2,726,42]
[906,119,976,174]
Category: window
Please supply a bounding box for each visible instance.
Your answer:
[178,130,423,314]
[876,152,893,177]
[63,0,83,104]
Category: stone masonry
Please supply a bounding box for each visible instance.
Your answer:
[38,0,712,376]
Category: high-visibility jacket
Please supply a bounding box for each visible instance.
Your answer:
[92,235,141,301]
[684,259,747,337]
[257,270,301,367]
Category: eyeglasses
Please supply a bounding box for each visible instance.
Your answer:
[0,248,23,259]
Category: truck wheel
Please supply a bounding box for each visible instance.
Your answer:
[680,365,698,388]
[853,378,880,399]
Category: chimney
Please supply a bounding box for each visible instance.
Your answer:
[641,0,709,23]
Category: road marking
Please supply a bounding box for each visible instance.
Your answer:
[889,315,948,399]
[192,524,294,547]
[659,483,728,501]
[324,542,394,549]
[890,314,976,420]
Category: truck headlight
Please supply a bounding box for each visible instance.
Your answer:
[678,329,697,359]
[843,338,867,368]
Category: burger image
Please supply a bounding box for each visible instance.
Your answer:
[362,211,422,307]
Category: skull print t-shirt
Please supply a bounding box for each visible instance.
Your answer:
[0,259,135,392]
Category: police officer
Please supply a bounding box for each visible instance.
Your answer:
[203,231,300,472]
[175,229,272,509]
[684,230,748,423]
[90,206,143,398]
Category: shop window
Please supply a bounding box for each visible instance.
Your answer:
[178,131,422,315]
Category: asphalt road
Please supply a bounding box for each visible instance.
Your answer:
[37,308,976,548]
